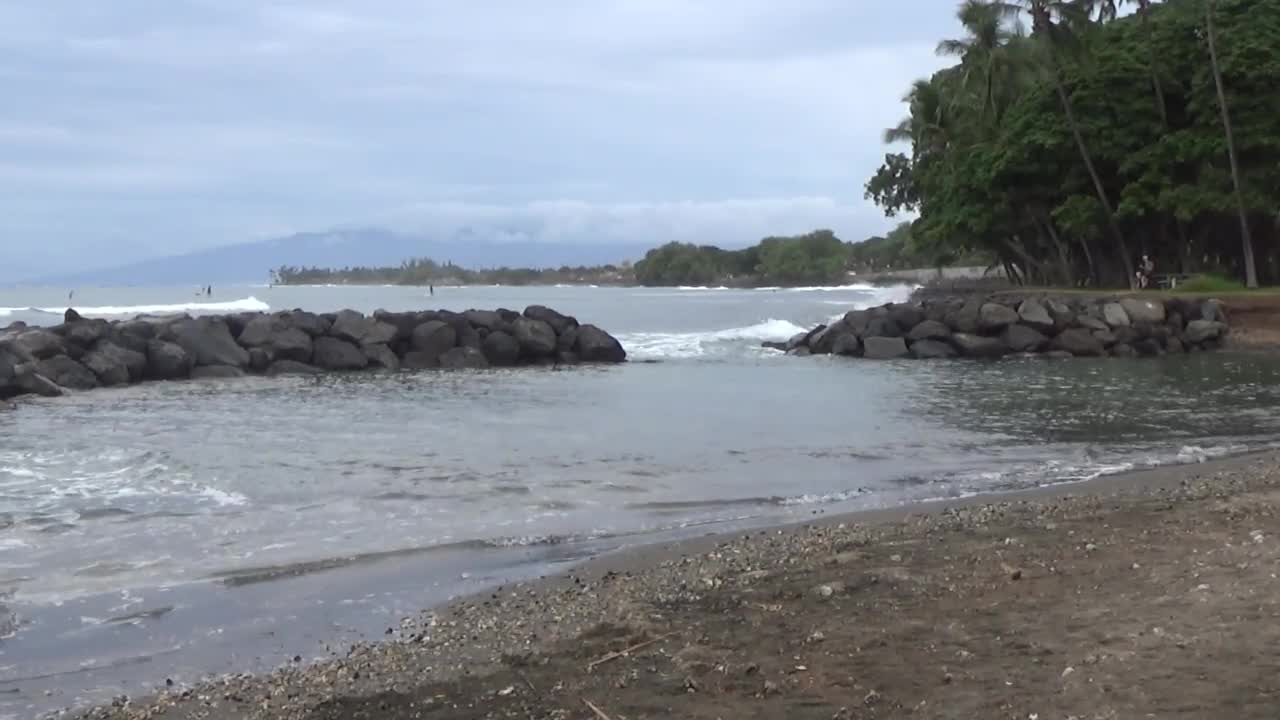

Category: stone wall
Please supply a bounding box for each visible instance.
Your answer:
[767,295,1230,360]
[0,305,626,400]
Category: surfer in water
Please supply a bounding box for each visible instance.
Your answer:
[429,284,434,297]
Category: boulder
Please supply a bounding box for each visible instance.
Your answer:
[362,343,400,371]
[556,325,579,353]
[248,347,273,372]
[64,319,111,350]
[946,298,983,334]
[1017,299,1055,333]
[1044,350,1075,360]
[14,330,66,360]
[1092,329,1118,346]
[113,320,158,354]
[267,360,323,376]
[481,331,521,366]
[574,324,627,363]
[831,333,861,357]
[1001,324,1049,353]
[761,341,788,352]
[863,336,909,360]
[146,340,194,380]
[809,323,844,354]
[13,363,62,397]
[311,337,368,371]
[978,302,1019,332]
[82,341,147,385]
[439,346,490,370]
[886,304,924,332]
[237,316,314,363]
[1077,315,1109,332]
[785,332,809,352]
[1185,320,1227,344]
[285,310,329,337]
[841,310,871,335]
[1051,328,1105,357]
[907,319,952,342]
[1110,343,1138,358]
[787,346,812,357]
[401,351,441,370]
[462,309,505,331]
[371,311,420,344]
[951,333,1007,358]
[191,365,246,380]
[1046,299,1075,329]
[329,310,397,346]
[36,355,98,390]
[1166,336,1186,354]
[523,305,577,335]
[64,308,83,323]
[862,317,902,339]
[910,339,957,359]
[410,320,457,361]
[455,323,483,351]
[1102,302,1130,328]
[1120,298,1165,324]
[223,313,253,338]
[512,317,558,358]
[167,318,250,369]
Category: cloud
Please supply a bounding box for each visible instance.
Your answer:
[0,0,961,281]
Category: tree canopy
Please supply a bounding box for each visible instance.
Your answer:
[867,0,1280,287]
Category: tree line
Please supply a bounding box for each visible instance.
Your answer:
[270,258,631,286]
[866,0,1278,288]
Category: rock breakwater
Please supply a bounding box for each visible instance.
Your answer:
[0,305,626,400]
[768,295,1230,360]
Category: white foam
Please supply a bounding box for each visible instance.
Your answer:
[1,296,269,319]
[618,318,809,360]
[675,285,731,291]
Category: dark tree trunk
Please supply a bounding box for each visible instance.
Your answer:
[1206,0,1258,287]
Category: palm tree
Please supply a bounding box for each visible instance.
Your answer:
[1005,0,1136,286]
[936,0,1022,124]
[884,79,952,155]
[1205,0,1258,287]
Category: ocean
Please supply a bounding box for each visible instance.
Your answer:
[3,283,1280,717]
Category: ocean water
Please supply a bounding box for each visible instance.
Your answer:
[4,283,1280,717]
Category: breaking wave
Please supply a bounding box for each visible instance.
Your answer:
[0,296,269,320]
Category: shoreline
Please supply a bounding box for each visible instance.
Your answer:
[72,448,1280,719]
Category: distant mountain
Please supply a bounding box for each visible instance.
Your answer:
[27,229,653,287]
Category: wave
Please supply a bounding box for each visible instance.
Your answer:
[617,318,810,360]
[0,296,269,319]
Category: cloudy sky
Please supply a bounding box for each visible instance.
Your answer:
[2,1,962,278]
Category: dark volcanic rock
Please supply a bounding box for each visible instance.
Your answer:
[286,310,329,337]
[978,302,1019,332]
[439,346,490,369]
[267,360,323,376]
[311,337,368,371]
[1121,298,1165,325]
[371,311,419,344]
[1046,299,1075,329]
[557,325,579,354]
[14,329,66,360]
[401,351,440,370]
[886,304,924,332]
[907,320,951,342]
[1051,328,1105,357]
[574,325,626,363]
[831,333,861,357]
[113,320,158,354]
[863,317,902,339]
[513,317,558,358]
[64,319,111,350]
[951,333,1007,358]
[523,305,577,335]
[1076,315,1109,332]
[237,315,314,363]
[1133,338,1163,356]
[13,363,62,397]
[809,323,845,354]
[248,347,273,372]
[82,340,147,385]
[168,318,250,369]
[1102,302,1130,328]
[330,310,397,346]
[481,331,521,366]
[191,365,246,380]
[863,336,909,360]
[841,310,871,336]
[1185,320,1227,344]
[1017,299,1055,333]
[36,355,98,390]
[1111,343,1138,358]
[410,321,457,361]
[462,309,504,332]
[1001,324,1048,353]
[362,343,400,371]
[146,340,194,380]
[910,339,957,359]
[65,308,82,323]
[948,298,983,334]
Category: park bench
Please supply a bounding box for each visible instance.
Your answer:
[1153,273,1195,289]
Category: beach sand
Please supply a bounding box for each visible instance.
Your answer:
[78,452,1280,720]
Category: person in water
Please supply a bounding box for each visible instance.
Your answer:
[429,284,434,297]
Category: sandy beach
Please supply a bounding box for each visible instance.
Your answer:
[67,450,1280,720]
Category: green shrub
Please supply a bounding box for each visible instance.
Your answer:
[1176,274,1247,293]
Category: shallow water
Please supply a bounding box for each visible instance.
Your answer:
[3,284,1280,717]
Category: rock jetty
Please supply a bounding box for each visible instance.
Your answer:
[0,305,626,400]
[768,295,1230,360]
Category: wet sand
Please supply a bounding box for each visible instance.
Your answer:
[76,451,1280,719]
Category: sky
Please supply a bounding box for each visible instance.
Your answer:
[1,1,964,279]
